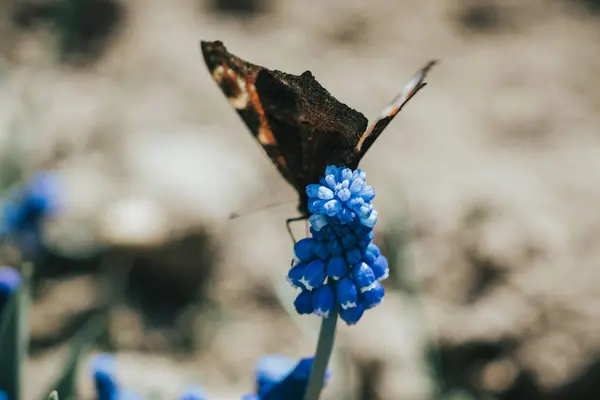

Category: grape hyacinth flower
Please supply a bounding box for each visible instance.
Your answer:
[91,354,141,400]
[0,171,61,261]
[0,266,21,310]
[1,172,60,234]
[243,354,330,400]
[288,165,389,325]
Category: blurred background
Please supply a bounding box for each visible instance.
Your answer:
[1,0,600,398]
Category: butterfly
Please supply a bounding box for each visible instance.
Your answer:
[200,40,435,240]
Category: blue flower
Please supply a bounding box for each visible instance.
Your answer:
[0,171,61,260]
[178,386,208,400]
[91,354,141,400]
[288,166,389,325]
[0,266,21,297]
[0,266,21,309]
[245,354,331,400]
[254,355,297,397]
[0,390,7,400]
[1,172,60,234]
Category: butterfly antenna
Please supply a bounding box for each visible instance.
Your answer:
[229,199,298,221]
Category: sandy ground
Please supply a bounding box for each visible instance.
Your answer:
[2,0,600,398]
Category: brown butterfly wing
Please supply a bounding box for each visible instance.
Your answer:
[200,40,297,188]
[356,60,437,157]
[201,40,369,214]
[201,40,435,215]
[253,68,369,210]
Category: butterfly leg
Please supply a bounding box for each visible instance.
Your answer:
[286,215,309,244]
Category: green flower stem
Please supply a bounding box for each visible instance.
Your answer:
[0,263,31,400]
[304,306,338,400]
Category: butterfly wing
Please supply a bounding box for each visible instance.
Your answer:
[201,40,369,213]
[356,60,437,158]
[201,40,435,215]
[200,40,298,188]
[253,68,368,199]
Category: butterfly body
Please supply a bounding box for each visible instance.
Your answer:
[200,40,435,218]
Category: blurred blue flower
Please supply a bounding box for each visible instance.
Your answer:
[0,171,61,260]
[178,385,208,400]
[1,172,60,233]
[0,266,21,309]
[288,166,389,325]
[246,355,330,400]
[91,354,141,400]
[0,390,7,400]
[254,355,297,397]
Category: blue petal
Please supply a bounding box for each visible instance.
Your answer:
[325,256,349,280]
[29,172,61,211]
[322,199,342,217]
[324,226,338,241]
[326,238,344,256]
[294,290,313,314]
[341,233,358,249]
[3,172,61,236]
[349,178,365,195]
[312,241,330,260]
[360,210,378,229]
[317,186,334,200]
[307,199,326,214]
[363,243,381,264]
[358,186,376,202]
[312,284,334,317]
[309,214,328,231]
[345,248,362,265]
[255,354,297,397]
[336,188,351,202]
[294,238,316,263]
[0,266,21,298]
[241,395,259,400]
[300,260,326,290]
[352,262,377,293]
[360,281,385,310]
[340,303,364,325]
[337,207,355,224]
[324,174,337,189]
[325,165,341,180]
[305,184,322,199]
[178,386,208,400]
[352,169,366,182]
[309,227,325,241]
[92,354,119,400]
[357,231,375,248]
[336,277,358,309]
[0,390,7,400]
[332,224,349,236]
[356,203,373,219]
[287,263,307,289]
[262,357,330,400]
[340,168,353,182]
[370,255,389,281]
[347,196,364,212]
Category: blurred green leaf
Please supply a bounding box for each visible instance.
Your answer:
[44,314,107,400]
[0,263,32,400]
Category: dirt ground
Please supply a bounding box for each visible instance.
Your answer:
[1,0,600,399]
